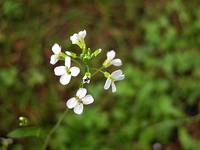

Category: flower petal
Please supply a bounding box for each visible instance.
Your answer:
[104,78,111,90]
[70,67,80,77]
[107,50,115,60]
[82,95,94,105]
[76,88,87,99]
[52,43,61,54]
[50,55,58,65]
[70,33,78,44]
[54,66,66,76]
[111,58,122,66]
[60,74,71,85]
[65,56,71,68]
[74,103,83,115]
[78,30,86,39]
[111,70,123,78]
[111,82,117,93]
[65,51,71,56]
[115,74,125,81]
[66,97,77,109]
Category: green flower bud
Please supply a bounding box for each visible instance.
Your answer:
[91,48,102,58]
[104,71,110,78]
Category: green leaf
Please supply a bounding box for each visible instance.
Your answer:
[178,127,200,150]
[7,127,42,138]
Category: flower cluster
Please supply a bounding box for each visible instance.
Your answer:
[50,30,124,115]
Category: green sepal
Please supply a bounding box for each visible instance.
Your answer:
[58,52,67,60]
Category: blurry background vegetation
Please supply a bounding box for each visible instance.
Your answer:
[1,0,200,149]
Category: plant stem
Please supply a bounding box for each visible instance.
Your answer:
[41,109,68,150]
[91,66,104,77]
[71,59,82,68]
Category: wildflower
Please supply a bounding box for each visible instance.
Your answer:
[70,30,86,49]
[50,43,62,65]
[54,57,80,85]
[104,70,125,93]
[103,50,122,67]
[82,72,91,84]
[66,88,94,115]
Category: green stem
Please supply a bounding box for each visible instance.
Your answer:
[41,109,68,150]
[71,59,82,68]
[91,66,104,77]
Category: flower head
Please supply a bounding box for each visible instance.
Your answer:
[103,50,122,67]
[54,57,80,85]
[82,72,91,84]
[66,88,94,115]
[104,70,125,93]
[50,43,61,65]
[70,30,86,49]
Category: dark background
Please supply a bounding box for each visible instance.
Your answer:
[1,0,200,149]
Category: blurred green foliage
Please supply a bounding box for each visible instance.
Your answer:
[1,0,200,149]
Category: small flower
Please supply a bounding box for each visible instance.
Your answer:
[103,50,122,67]
[50,43,62,65]
[54,57,80,85]
[82,72,91,84]
[104,70,125,93]
[66,88,94,115]
[70,30,86,49]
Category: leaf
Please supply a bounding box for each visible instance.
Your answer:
[7,127,42,138]
[178,127,200,150]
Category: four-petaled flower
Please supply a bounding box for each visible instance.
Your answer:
[50,43,62,65]
[104,70,125,93]
[66,88,94,115]
[70,30,86,49]
[54,56,80,85]
[103,50,122,67]
[51,30,124,115]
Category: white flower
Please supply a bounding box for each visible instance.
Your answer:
[82,72,91,84]
[82,75,90,84]
[66,88,94,115]
[70,30,86,48]
[54,56,80,85]
[103,50,122,67]
[50,43,61,65]
[104,70,125,93]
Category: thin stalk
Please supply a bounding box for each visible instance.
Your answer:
[91,66,104,77]
[71,59,82,68]
[41,109,68,150]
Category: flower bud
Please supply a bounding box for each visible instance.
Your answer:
[65,51,77,58]
[103,71,110,78]
[82,72,91,84]
[91,48,102,58]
